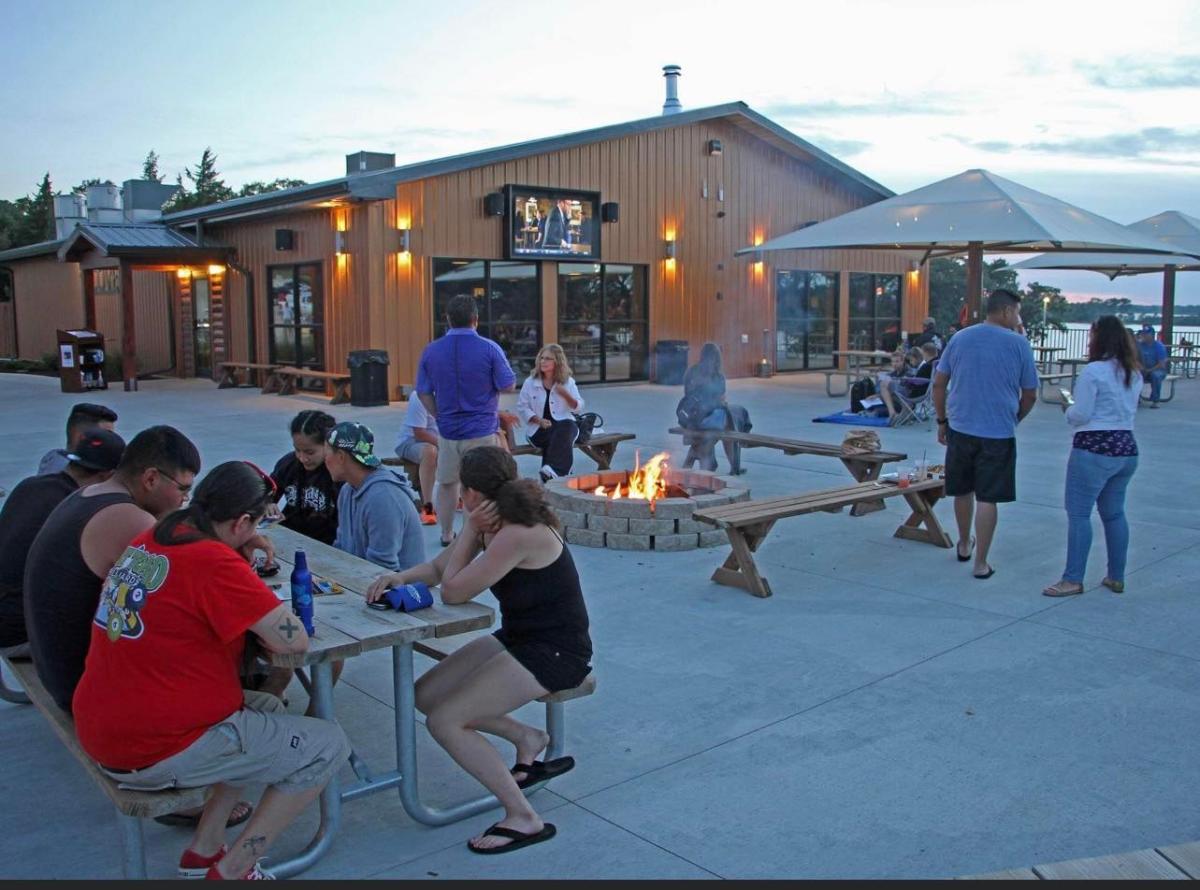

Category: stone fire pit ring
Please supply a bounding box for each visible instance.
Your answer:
[542,468,750,551]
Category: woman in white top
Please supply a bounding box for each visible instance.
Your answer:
[516,344,583,482]
[1043,316,1143,597]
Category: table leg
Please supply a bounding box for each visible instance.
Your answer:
[264,661,341,879]
[843,458,886,516]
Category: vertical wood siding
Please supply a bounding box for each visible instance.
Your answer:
[9,256,84,361]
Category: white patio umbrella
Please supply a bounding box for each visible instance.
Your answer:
[1012,211,1200,343]
[738,169,1186,324]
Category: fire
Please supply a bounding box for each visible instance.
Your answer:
[593,451,672,509]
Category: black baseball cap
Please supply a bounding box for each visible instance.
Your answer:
[67,428,126,471]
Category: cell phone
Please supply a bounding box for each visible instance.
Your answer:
[255,560,280,578]
[367,600,392,611]
[1059,388,1074,405]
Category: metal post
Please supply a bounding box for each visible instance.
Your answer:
[965,242,983,326]
[264,661,341,879]
[544,702,566,760]
[117,812,147,879]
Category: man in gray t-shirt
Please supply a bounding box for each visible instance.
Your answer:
[932,289,1039,580]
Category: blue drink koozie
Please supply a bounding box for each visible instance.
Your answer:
[383,582,433,612]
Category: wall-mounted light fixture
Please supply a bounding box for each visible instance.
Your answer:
[175,268,191,280]
[707,139,723,156]
[664,237,677,260]
[909,259,920,272]
[207,264,225,276]
[334,230,348,255]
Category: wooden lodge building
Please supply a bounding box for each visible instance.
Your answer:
[0,77,928,397]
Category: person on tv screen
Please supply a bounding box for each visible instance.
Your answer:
[540,198,569,250]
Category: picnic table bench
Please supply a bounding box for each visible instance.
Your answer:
[693,477,951,597]
[0,655,210,878]
[1141,373,1181,404]
[265,366,353,405]
[1037,371,1075,404]
[668,426,906,515]
[820,363,891,397]
[216,361,280,390]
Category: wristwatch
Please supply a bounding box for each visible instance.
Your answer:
[936,418,948,425]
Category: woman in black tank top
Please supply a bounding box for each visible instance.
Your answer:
[367,446,591,856]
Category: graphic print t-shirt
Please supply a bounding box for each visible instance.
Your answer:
[72,531,280,769]
[271,453,341,544]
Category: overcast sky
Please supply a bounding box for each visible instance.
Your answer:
[3,0,1198,302]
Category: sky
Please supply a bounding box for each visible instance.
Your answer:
[2,0,1199,303]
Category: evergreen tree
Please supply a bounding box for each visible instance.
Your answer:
[237,178,308,197]
[142,150,162,183]
[0,199,21,251]
[14,173,55,245]
[183,147,234,207]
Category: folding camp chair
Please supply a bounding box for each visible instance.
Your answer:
[890,371,936,428]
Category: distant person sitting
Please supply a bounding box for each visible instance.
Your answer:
[880,343,938,420]
[271,410,342,545]
[327,422,426,572]
[38,403,118,476]
[910,317,944,354]
[24,425,201,712]
[0,429,125,656]
[516,344,583,482]
[678,342,751,474]
[1136,324,1169,408]
[395,397,440,525]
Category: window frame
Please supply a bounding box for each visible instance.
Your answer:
[266,261,325,372]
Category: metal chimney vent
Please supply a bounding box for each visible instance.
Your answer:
[662,64,682,115]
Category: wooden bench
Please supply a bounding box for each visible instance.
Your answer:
[693,478,951,597]
[1,655,209,878]
[216,361,279,390]
[267,366,353,405]
[1141,373,1181,404]
[508,429,637,472]
[668,427,906,516]
[413,632,596,770]
[1038,371,1075,404]
[381,456,424,499]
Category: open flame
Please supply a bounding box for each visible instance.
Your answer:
[593,451,672,508]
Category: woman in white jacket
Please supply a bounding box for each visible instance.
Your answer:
[1043,316,1143,597]
[516,344,583,482]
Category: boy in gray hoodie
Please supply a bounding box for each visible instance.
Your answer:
[326,422,426,571]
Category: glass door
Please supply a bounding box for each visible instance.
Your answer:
[557,262,648,382]
[192,277,212,377]
[268,263,324,385]
[775,270,839,371]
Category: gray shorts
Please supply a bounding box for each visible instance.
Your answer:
[101,691,349,794]
[394,438,432,464]
[435,434,497,484]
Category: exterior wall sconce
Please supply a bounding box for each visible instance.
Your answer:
[398,228,411,253]
[664,238,677,260]
[207,264,225,276]
[753,250,764,266]
[175,268,191,280]
[334,230,348,255]
[909,259,920,272]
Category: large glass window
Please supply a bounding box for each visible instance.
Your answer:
[557,263,648,383]
[268,264,324,382]
[775,270,839,371]
[433,259,541,377]
[849,273,902,352]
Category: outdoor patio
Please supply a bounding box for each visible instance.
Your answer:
[0,369,1197,879]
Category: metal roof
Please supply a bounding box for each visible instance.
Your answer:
[0,237,65,264]
[56,223,231,262]
[162,102,894,225]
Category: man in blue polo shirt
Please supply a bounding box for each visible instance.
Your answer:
[417,294,516,546]
[1136,324,1169,408]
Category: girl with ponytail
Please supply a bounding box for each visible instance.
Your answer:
[73,461,350,879]
[270,410,341,544]
[367,445,592,856]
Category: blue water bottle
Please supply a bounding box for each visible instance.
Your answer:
[290,550,315,636]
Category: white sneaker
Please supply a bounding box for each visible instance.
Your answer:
[539,466,558,482]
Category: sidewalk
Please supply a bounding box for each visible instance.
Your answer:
[0,370,1197,878]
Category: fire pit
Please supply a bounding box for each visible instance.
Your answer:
[541,453,749,551]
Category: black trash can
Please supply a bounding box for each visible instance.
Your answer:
[653,340,689,385]
[348,349,390,407]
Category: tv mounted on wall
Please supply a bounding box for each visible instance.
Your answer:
[504,185,601,261]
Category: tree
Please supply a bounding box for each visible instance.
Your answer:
[13,173,54,245]
[164,147,235,212]
[928,257,1021,331]
[0,199,21,250]
[236,178,308,197]
[71,178,102,195]
[141,150,162,183]
[1019,282,1068,342]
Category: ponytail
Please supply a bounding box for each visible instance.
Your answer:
[154,461,276,546]
[459,446,560,530]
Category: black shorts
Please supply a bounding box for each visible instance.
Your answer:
[945,428,1017,503]
[493,629,592,694]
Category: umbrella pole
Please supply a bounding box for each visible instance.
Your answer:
[965,241,983,325]
[1161,265,1176,345]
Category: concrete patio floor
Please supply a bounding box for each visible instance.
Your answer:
[0,368,1196,879]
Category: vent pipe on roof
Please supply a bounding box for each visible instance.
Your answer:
[662,64,682,115]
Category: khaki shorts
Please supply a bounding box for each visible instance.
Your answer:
[101,691,349,794]
[435,434,497,484]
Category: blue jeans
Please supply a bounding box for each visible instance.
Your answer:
[1146,368,1167,401]
[1063,448,1138,583]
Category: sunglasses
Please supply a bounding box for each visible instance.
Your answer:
[243,461,279,498]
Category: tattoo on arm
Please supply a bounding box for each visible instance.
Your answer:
[278,617,301,640]
[242,834,267,856]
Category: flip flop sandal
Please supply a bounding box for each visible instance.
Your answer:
[1101,578,1125,593]
[154,800,253,829]
[468,822,557,855]
[511,756,575,790]
[956,537,975,562]
[973,566,995,580]
[1043,581,1084,597]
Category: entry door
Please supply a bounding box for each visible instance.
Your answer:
[775,270,839,371]
[192,278,212,377]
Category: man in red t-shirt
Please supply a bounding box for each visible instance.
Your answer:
[73,461,349,880]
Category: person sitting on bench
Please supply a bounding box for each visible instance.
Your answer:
[366,446,592,856]
[515,344,583,482]
[72,461,350,880]
[271,410,341,545]
[38,402,118,476]
[678,342,750,474]
[395,397,440,525]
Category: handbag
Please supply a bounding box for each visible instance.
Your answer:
[573,411,603,444]
[675,394,709,429]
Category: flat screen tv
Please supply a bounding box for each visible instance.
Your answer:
[504,185,600,261]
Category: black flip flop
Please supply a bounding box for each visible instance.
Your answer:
[956,537,975,562]
[974,566,995,580]
[512,756,575,790]
[468,822,557,855]
[154,801,253,828]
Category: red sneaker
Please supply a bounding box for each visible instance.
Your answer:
[420,504,438,526]
[205,860,273,880]
[179,845,226,879]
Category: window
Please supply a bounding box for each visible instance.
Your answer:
[432,259,541,377]
[267,263,324,380]
[849,273,902,352]
[775,270,839,371]
[557,263,648,382]
[0,269,12,303]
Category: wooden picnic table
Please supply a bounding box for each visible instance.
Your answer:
[1031,345,1064,372]
[260,525,495,877]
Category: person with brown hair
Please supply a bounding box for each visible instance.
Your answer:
[1042,316,1142,597]
[516,343,583,482]
[366,445,592,855]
